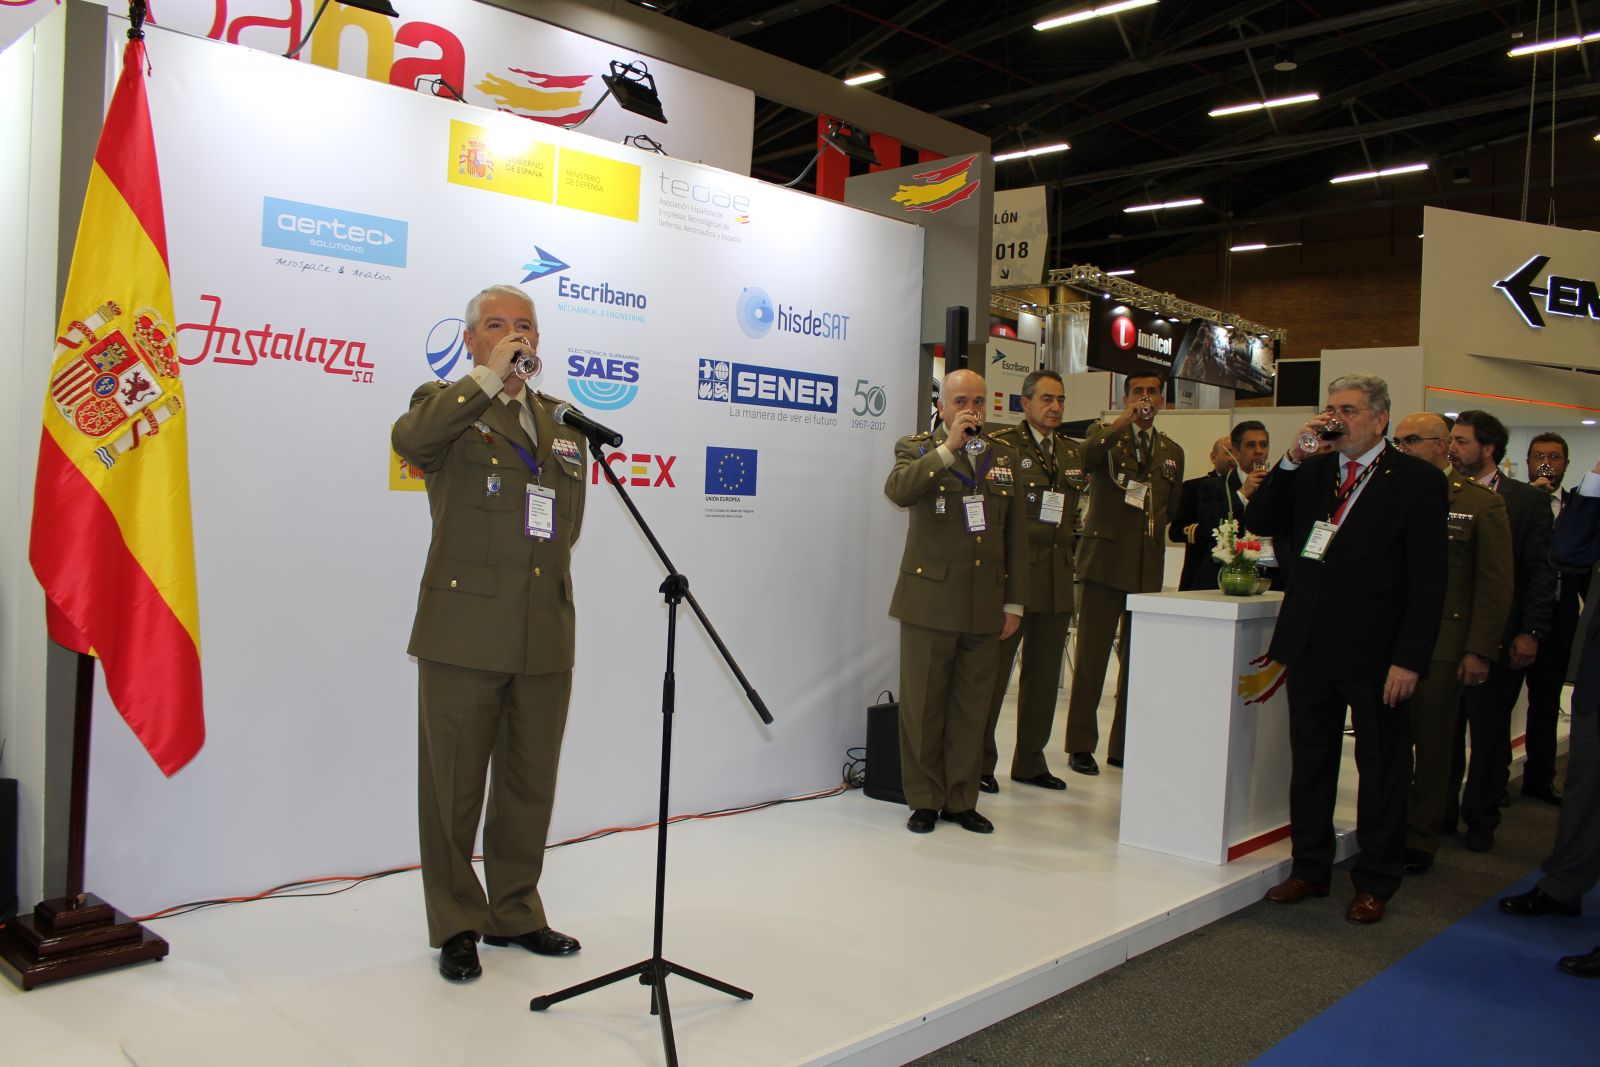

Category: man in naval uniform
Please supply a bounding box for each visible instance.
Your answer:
[885,367,1026,834]
[980,369,1084,793]
[392,284,589,982]
[1063,372,1185,775]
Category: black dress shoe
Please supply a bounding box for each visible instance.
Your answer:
[1499,887,1581,918]
[1012,771,1067,790]
[907,808,938,833]
[978,774,1000,794]
[1523,782,1564,806]
[483,926,581,956]
[1067,752,1100,776]
[1402,848,1434,876]
[1464,824,1495,852]
[439,931,481,981]
[1105,756,1124,769]
[940,808,994,833]
[1558,945,1600,978]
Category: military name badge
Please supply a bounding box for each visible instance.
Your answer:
[525,484,556,540]
[1039,490,1066,525]
[935,495,947,515]
[963,494,987,533]
[1124,479,1149,510]
[552,437,581,465]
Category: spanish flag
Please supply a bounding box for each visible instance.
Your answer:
[29,37,203,777]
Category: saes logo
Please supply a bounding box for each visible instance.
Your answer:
[566,348,640,410]
[736,286,774,339]
[523,246,571,283]
[425,317,469,380]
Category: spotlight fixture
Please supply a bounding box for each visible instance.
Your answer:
[1208,92,1319,118]
[1272,51,1298,72]
[1329,162,1428,184]
[600,60,667,123]
[821,120,880,164]
[621,133,667,154]
[993,142,1071,162]
[1034,0,1157,32]
[1508,31,1600,58]
[843,71,886,87]
[1124,197,1203,213]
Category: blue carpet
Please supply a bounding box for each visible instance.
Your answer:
[1253,873,1600,1066]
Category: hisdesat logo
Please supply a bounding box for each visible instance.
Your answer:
[262,197,408,268]
[735,286,850,342]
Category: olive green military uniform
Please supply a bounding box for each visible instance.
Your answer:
[1064,420,1184,763]
[392,373,588,948]
[1407,473,1512,857]
[886,427,1027,813]
[982,423,1086,780]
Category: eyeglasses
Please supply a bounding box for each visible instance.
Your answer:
[1323,404,1371,419]
[1392,435,1442,447]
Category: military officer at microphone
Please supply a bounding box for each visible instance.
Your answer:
[393,283,589,983]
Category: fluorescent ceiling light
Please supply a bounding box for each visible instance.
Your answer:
[1508,31,1600,58]
[1035,0,1157,33]
[1124,197,1203,213]
[843,71,886,87]
[1584,419,1598,426]
[1329,162,1429,184]
[1105,268,1136,276]
[1208,91,1320,118]
[994,142,1071,162]
[1229,241,1302,252]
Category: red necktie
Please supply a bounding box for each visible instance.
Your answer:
[1332,460,1362,523]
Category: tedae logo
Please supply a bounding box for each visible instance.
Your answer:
[566,349,640,410]
[262,197,408,268]
[591,452,675,487]
[1495,254,1600,329]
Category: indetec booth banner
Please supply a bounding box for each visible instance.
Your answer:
[82,27,922,915]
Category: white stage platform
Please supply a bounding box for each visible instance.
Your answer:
[3,680,1560,1067]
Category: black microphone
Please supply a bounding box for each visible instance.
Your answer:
[554,402,623,448]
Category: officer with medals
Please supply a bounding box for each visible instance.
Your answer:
[885,368,1027,834]
[1063,371,1185,776]
[392,284,589,982]
[979,370,1084,793]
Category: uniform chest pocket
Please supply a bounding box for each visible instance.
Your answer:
[467,457,519,512]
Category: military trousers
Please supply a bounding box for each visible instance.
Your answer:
[983,609,1072,779]
[417,658,572,948]
[1406,658,1465,856]
[898,621,998,813]
[1064,581,1130,761]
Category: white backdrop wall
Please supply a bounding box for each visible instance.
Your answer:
[83,27,923,915]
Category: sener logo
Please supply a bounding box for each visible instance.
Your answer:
[1111,314,1137,350]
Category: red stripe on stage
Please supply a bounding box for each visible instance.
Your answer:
[30,430,204,777]
[1228,824,1292,861]
[94,40,170,272]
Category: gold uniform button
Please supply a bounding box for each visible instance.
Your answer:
[975,535,983,543]
[928,470,936,478]
[456,396,466,404]
[449,579,458,589]
[491,456,499,465]
[915,567,923,574]
[975,559,982,567]
[533,566,542,577]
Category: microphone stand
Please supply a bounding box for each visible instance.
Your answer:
[529,437,772,1067]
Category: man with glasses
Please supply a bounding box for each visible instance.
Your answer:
[1445,411,1555,852]
[1524,432,1583,805]
[1170,423,1271,591]
[1390,412,1512,876]
[1246,375,1446,924]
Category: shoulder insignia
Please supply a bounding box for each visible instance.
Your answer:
[908,431,932,440]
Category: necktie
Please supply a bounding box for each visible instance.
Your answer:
[1332,460,1362,523]
[1138,430,1152,471]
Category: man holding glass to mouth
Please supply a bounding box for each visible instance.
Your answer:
[1245,374,1446,925]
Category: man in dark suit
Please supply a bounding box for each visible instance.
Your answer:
[1499,456,1600,978]
[1523,432,1584,804]
[1445,410,1555,853]
[1246,374,1447,925]
[393,284,589,982]
[1170,423,1271,591]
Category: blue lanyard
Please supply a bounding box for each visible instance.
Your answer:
[509,440,542,480]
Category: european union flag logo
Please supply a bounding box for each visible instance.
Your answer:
[705,446,758,496]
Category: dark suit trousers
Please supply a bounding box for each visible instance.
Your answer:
[984,609,1072,778]
[1523,629,1572,791]
[1407,659,1464,856]
[899,621,997,813]
[1537,707,1600,905]
[1065,581,1130,761]
[1286,667,1410,899]
[1453,662,1527,832]
[418,659,572,948]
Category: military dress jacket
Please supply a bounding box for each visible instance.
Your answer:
[988,423,1084,613]
[393,377,588,676]
[1432,473,1513,666]
[885,427,1028,635]
[1075,420,1185,594]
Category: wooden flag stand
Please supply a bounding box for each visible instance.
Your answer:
[0,654,169,990]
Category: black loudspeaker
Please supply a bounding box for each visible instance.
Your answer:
[0,778,17,920]
[864,693,905,805]
[944,306,969,371]
[1275,359,1321,407]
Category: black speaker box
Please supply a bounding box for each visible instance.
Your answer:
[1,778,17,920]
[864,697,904,805]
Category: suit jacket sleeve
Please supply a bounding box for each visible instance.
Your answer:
[392,378,494,473]
[1554,491,1600,569]
[1193,477,1233,556]
[1466,494,1514,661]
[1243,462,1297,544]
[1518,493,1556,636]
[1393,466,1450,673]
[1168,479,1200,543]
[1080,420,1119,467]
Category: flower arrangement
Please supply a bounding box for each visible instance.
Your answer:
[1211,516,1263,566]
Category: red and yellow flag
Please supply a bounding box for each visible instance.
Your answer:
[29,37,203,777]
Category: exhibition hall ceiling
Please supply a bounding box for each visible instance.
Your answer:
[659,1,1600,268]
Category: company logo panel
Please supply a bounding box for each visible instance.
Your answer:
[177,294,376,383]
[425,317,470,381]
[261,197,408,268]
[556,147,641,222]
[520,246,650,326]
[733,286,849,342]
[566,348,640,410]
[591,451,675,487]
[655,170,754,244]
[697,359,837,413]
[704,446,757,496]
[448,120,555,202]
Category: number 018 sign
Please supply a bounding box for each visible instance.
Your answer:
[991,186,1048,287]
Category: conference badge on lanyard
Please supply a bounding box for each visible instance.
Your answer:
[1301,520,1337,561]
[525,484,557,540]
[1039,490,1066,526]
[963,494,987,533]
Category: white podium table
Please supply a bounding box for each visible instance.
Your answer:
[1117,590,1292,865]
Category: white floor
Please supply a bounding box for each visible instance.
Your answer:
[4,678,1558,1067]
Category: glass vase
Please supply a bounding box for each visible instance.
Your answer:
[1218,557,1260,596]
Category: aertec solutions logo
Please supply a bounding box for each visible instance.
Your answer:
[262,197,408,268]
